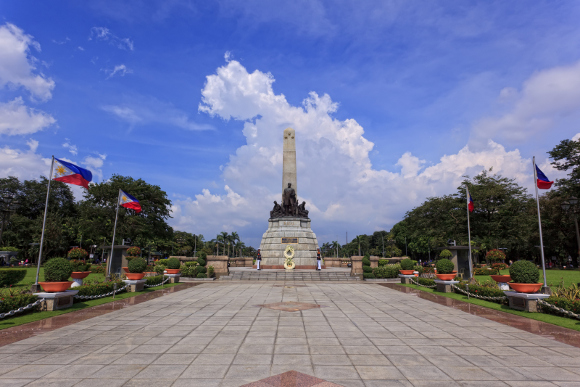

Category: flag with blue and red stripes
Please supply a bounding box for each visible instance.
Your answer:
[468,194,474,213]
[53,158,92,189]
[120,190,142,213]
[536,165,554,189]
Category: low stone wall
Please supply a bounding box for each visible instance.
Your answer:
[351,256,363,278]
[229,257,253,267]
[206,255,229,278]
[324,258,351,268]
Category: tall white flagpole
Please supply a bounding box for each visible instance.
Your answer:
[466,185,474,279]
[107,189,122,277]
[34,156,55,288]
[533,156,549,291]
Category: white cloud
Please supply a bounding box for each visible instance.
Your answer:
[89,27,134,50]
[62,138,78,155]
[0,141,51,181]
[102,95,214,131]
[104,64,132,79]
[0,97,55,135]
[173,59,568,245]
[470,60,580,148]
[83,153,107,182]
[0,23,55,101]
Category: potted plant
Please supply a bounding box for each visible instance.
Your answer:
[126,257,147,280]
[399,258,416,275]
[435,259,456,280]
[165,258,181,274]
[68,247,88,260]
[508,260,542,293]
[70,260,91,280]
[39,257,73,292]
[126,246,141,256]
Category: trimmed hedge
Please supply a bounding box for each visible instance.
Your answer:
[70,260,91,272]
[196,273,206,278]
[509,260,539,283]
[44,258,73,282]
[474,267,499,275]
[362,266,373,273]
[363,272,375,279]
[0,269,26,286]
[378,259,388,267]
[197,258,206,267]
[197,266,207,274]
[416,277,435,287]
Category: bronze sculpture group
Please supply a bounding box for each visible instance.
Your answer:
[270,183,309,218]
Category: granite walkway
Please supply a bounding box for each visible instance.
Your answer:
[1,282,580,387]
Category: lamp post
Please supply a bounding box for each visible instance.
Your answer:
[0,192,19,247]
[561,196,580,268]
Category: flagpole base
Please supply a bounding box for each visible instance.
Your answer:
[541,285,552,295]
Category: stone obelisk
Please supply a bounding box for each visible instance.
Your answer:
[259,127,319,269]
[283,128,297,196]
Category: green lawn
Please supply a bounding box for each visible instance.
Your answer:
[400,283,580,332]
[475,268,580,288]
[0,282,183,330]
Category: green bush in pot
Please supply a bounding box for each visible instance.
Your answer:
[509,260,539,283]
[128,257,147,273]
[435,258,454,274]
[166,258,181,270]
[44,258,73,281]
[400,258,416,271]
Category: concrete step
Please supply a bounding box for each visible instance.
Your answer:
[219,271,359,281]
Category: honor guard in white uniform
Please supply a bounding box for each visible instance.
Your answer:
[256,249,261,270]
[316,248,322,271]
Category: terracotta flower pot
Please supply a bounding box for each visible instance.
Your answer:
[122,267,130,273]
[435,273,456,281]
[491,274,512,283]
[71,271,91,279]
[125,273,146,280]
[165,269,180,274]
[399,270,415,275]
[38,281,73,292]
[508,283,543,293]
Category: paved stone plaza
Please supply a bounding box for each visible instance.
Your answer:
[1,282,580,386]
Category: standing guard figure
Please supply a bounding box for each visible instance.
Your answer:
[256,249,261,270]
[316,248,322,271]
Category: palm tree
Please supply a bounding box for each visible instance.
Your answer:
[218,231,228,256]
[230,232,240,257]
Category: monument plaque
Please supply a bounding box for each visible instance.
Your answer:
[260,127,319,268]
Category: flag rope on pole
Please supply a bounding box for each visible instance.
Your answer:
[35,156,55,286]
[466,185,474,279]
[107,189,122,277]
[533,156,549,290]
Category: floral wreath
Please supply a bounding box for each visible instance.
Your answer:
[284,245,295,259]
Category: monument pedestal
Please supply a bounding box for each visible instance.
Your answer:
[504,291,550,312]
[434,280,459,293]
[33,290,79,311]
[123,279,146,292]
[260,217,319,268]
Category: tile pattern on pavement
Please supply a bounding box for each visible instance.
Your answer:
[1,282,580,387]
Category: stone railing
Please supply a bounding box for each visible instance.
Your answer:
[206,255,229,278]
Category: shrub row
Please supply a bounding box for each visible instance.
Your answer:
[373,264,401,278]
[542,297,580,316]
[145,275,164,286]
[0,269,26,287]
[90,264,106,274]
[75,280,124,297]
[415,277,435,287]
[454,282,506,303]
[473,267,500,276]
[0,293,38,313]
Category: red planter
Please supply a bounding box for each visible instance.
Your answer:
[165,269,180,274]
[508,283,543,293]
[71,271,91,279]
[125,273,146,280]
[399,270,415,275]
[435,273,456,281]
[122,267,130,273]
[38,281,73,292]
[491,275,512,283]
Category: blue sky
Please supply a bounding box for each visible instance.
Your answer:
[2,1,580,247]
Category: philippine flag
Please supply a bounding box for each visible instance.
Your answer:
[120,190,142,213]
[468,194,474,213]
[536,165,554,189]
[53,158,92,189]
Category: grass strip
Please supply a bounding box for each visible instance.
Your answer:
[0,282,182,330]
[400,283,580,332]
